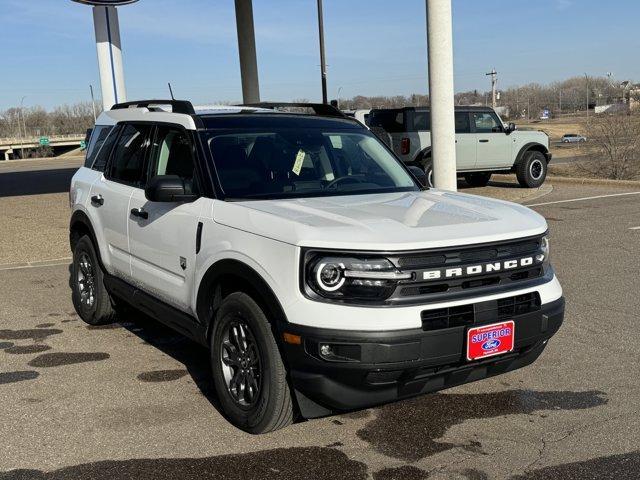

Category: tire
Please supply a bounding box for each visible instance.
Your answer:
[516,151,548,188]
[211,292,293,434]
[71,235,117,325]
[464,172,492,187]
[423,159,434,188]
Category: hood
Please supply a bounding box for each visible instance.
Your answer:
[212,190,547,251]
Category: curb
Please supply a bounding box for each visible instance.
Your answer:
[546,175,640,187]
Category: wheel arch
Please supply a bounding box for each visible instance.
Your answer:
[515,142,550,166]
[69,210,102,265]
[413,147,432,167]
[196,259,289,344]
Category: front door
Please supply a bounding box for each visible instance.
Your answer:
[472,111,511,170]
[128,124,204,314]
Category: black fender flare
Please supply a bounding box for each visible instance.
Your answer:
[195,259,289,343]
[515,143,550,166]
[69,210,102,265]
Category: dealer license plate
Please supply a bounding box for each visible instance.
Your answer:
[466,320,515,361]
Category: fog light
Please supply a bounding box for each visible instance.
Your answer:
[318,343,361,362]
[320,344,332,356]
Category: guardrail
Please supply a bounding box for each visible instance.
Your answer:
[0,134,85,144]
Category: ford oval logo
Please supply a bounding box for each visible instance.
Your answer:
[482,339,501,350]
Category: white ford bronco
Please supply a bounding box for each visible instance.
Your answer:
[69,100,564,433]
[368,106,552,188]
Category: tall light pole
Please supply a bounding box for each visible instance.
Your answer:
[72,1,137,109]
[234,0,260,104]
[336,86,343,109]
[317,0,328,104]
[426,0,457,191]
[19,96,26,159]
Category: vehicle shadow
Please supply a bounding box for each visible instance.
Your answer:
[0,168,78,197]
[457,178,522,190]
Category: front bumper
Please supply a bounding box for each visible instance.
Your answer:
[283,297,564,416]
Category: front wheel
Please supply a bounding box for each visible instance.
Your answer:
[464,172,492,187]
[516,151,548,188]
[211,292,294,433]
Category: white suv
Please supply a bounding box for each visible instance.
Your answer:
[70,100,564,433]
[369,106,552,188]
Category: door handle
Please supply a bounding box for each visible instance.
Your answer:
[479,139,489,143]
[90,195,104,206]
[130,207,149,220]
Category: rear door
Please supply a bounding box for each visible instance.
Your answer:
[472,111,511,169]
[454,111,476,170]
[128,124,205,314]
[90,123,152,278]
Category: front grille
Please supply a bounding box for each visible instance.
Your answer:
[387,235,547,304]
[421,292,541,331]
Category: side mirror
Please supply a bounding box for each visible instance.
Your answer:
[407,165,428,187]
[145,175,198,203]
[507,122,517,133]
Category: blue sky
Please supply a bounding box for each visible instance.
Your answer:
[1,0,639,110]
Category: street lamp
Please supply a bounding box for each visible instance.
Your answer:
[337,86,343,109]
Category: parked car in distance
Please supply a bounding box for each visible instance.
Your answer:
[69,100,564,433]
[561,133,587,143]
[368,106,552,188]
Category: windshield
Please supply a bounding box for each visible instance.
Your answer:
[204,128,419,200]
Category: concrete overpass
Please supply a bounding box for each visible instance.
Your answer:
[0,134,84,160]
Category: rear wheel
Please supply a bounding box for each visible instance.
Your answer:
[71,235,117,325]
[211,292,293,433]
[423,160,434,188]
[516,151,547,188]
[464,172,492,187]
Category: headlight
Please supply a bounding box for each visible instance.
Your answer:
[304,253,411,302]
[540,235,550,264]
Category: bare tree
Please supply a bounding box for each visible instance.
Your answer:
[578,113,640,180]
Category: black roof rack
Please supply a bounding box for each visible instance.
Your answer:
[237,102,346,118]
[111,100,195,115]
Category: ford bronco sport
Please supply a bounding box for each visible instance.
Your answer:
[69,100,564,433]
[369,106,552,188]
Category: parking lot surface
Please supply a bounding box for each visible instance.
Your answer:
[0,161,639,479]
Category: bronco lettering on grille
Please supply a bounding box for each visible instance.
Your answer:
[422,256,538,280]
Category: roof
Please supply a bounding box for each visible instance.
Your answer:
[370,105,495,113]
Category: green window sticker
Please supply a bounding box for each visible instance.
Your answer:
[292,149,306,176]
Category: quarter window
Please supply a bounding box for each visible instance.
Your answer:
[84,125,113,168]
[92,125,120,172]
[455,112,471,133]
[107,124,152,186]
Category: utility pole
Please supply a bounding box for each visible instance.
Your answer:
[316,0,328,104]
[486,68,497,108]
[19,96,26,159]
[584,73,589,119]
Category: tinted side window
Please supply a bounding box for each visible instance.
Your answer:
[473,112,502,133]
[410,111,430,131]
[455,112,471,133]
[147,126,197,192]
[107,124,152,186]
[368,110,405,132]
[92,125,120,172]
[84,125,112,168]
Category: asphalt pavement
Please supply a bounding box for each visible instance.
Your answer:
[0,160,639,479]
